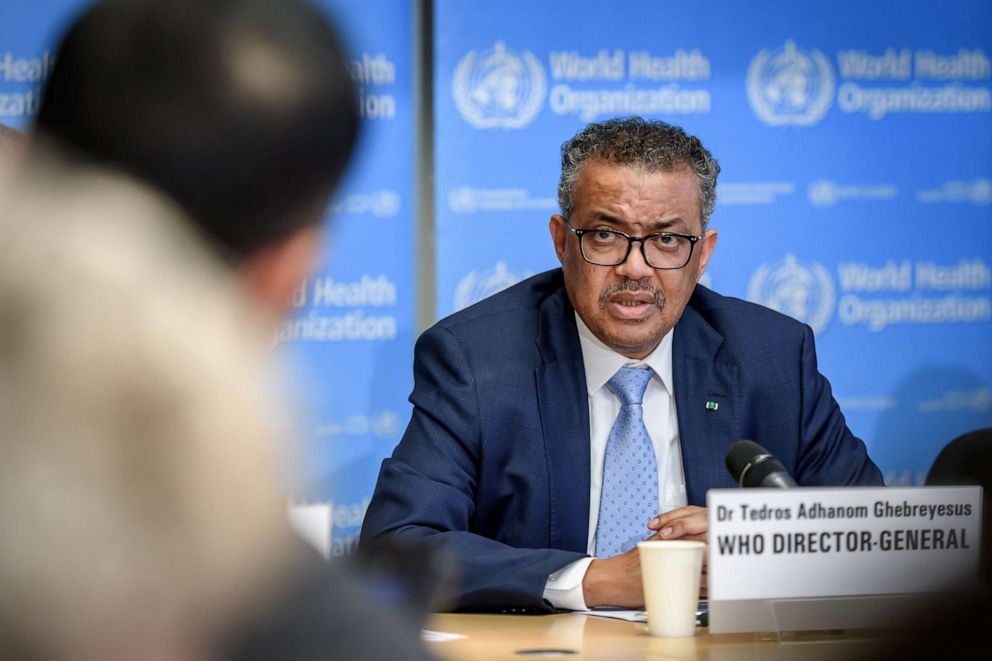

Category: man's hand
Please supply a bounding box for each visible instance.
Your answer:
[582,507,711,607]
[581,544,646,608]
[647,505,708,542]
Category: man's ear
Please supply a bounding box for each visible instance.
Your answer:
[696,228,717,282]
[550,214,567,264]
[239,223,324,320]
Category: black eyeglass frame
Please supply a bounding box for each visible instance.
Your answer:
[563,220,704,270]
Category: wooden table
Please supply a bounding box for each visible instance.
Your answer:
[425,613,888,660]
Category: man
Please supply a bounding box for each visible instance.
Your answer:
[2,0,435,657]
[361,117,883,611]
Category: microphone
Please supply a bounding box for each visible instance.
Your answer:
[725,440,797,488]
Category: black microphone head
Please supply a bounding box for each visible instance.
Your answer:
[725,440,768,484]
[725,440,795,488]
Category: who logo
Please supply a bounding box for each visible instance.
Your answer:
[454,261,532,311]
[452,42,546,129]
[747,40,834,127]
[748,254,836,333]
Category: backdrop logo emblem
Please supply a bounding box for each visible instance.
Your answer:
[748,254,835,333]
[448,187,477,213]
[747,40,834,127]
[968,178,992,205]
[454,261,532,311]
[808,179,838,207]
[452,41,546,129]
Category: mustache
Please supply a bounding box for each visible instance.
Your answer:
[598,279,666,309]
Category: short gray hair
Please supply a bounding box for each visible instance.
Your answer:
[557,117,720,229]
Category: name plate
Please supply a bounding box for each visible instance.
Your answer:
[706,486,982,632]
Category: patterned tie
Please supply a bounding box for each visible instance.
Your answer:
[594,366,659,558]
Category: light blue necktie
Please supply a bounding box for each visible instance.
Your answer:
[594,366,659,558]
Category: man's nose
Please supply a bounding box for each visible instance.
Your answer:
[615,240,655,280]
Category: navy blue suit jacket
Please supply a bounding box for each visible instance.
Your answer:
[361,269,883,611]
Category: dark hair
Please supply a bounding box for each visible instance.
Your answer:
[37,0,360,260]
[558,117,720,228]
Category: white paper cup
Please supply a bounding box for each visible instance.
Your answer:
[638,540,705,637]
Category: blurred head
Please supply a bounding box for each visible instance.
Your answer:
[36,0,360,314]
[550,117,720,358]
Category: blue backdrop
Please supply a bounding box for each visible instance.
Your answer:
[4,1,990,557]
[277,0,414,555]
[435,0,992,488]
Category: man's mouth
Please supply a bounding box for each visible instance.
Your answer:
[612,296,654,306]
[599,281,665,317]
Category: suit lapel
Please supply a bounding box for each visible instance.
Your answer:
[673,293,741,505]
[536,284,590,554]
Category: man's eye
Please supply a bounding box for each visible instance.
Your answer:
[650,234,680,250]
[592,230,618,242]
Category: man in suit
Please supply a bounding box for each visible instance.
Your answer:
[361,117,884,611]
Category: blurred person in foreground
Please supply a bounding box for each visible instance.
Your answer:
[0,154,296,659]
[0,0,435,658]
[362,117,884,612]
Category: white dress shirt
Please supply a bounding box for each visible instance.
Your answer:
[543,313,688,610]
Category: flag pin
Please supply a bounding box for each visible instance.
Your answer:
[705,401,719,411]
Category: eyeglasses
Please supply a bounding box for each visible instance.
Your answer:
[564,221,703,270]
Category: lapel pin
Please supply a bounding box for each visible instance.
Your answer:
[705,401,719,411]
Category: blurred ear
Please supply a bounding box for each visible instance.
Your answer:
[550,214,567,264]
[696,229,717,281]
[239,223,323,320]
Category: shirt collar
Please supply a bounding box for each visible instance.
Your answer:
[574,312,674,397]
